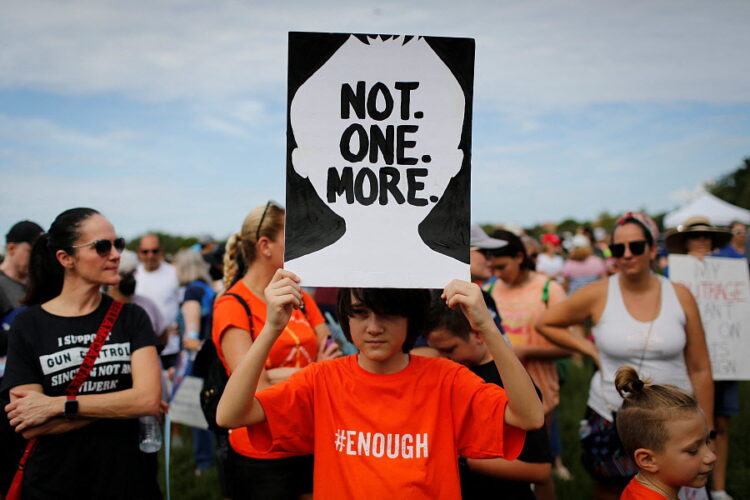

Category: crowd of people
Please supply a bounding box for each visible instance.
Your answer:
[0,206,747,500]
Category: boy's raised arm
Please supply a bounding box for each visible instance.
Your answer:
[216,269,303,429]
[442,280,544,430]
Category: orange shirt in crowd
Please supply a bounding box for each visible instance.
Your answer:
[490,272,565,414]
[212,279,325,458]
[619,477,669,500]
[248,355,526,499]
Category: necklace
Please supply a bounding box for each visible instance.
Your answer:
[636,472,676,499]
[599,275,661,413]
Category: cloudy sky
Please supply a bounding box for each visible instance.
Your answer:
[1,0,749,239]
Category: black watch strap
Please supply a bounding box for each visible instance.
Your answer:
[64,395,79,417]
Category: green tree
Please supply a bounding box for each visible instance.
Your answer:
[708,157,750,210]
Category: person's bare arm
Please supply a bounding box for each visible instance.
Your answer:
[181,300,202,351]
[221,326,276,391]
[674,283,714,428]
[536,283,602,364]
[7,346,162,432]
[20,416,97,439]
[217,270,301,429]
[443,280,544,431]
[465,457,551,483]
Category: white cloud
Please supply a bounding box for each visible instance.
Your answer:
[1,0,749,106]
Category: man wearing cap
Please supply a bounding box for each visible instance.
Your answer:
[0,221,44,331]
[0,221,43,497]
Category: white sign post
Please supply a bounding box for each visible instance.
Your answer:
[668,255,750,380]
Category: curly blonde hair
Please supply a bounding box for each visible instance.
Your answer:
[223,203,285,289]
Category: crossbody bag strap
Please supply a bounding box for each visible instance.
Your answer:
[64,298,124,396]
[223,293,254,336]
[7,298,124,500]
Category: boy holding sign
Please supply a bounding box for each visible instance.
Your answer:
[217,269,543,498]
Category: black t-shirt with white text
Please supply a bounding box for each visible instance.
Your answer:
[460,360,552,500]
[1,294,161,499]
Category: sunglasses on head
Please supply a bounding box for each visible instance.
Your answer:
[609,240,647,258]
[72,237,126,256]
[256,200,284,241]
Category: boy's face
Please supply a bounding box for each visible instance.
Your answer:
[348,293,408,367]
[650,410,716,489]
[426,328,487,367]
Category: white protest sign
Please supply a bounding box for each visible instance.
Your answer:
[168,376,209,429]
[668,255,750,380]
[284,32,473,288]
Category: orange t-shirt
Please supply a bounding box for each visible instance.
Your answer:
[249,355,526,499]
[620,477,669,499]
[212,279,324,458]
[490,272,565,414]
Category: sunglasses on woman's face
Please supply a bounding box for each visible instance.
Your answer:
[71,237,126,257]
[609,240,647,258]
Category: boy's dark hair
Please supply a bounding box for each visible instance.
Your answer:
[488,229,534,271]
[337,288,431,353]
[424,290,472,341]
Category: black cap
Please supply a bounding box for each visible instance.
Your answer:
[6,221,44,244]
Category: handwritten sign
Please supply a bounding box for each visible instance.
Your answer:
[284,32,473,288]
[168,376,208,429]
[669,255,750,380]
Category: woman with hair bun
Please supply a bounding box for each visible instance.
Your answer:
[212,201,340,499]
[614,366,716,500]
[2,208,162,499]
[537,212,713,500]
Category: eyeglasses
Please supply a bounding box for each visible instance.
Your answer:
[71,237,126,256]
[139,248,161,255]
[256,200,284,241]
[609,240,647,258]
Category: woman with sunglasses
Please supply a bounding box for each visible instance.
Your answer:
[212,201,340,500]
[537,212,713,500]
[2,208,163,499]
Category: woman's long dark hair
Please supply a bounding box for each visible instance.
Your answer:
[24,208,100,305]
[489,229,535,271]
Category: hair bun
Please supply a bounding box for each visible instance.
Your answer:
[614,365,649,398]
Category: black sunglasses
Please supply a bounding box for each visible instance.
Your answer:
[256,200,284,241]
[609,240,647,258]
[139,248,161,255]
[72,237,126,256]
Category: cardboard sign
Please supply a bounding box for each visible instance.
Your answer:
[284,32,474,288]
[168,375,209,429]
[668,255,750,380]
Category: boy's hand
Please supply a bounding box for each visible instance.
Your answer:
[442,280,493,335]
[264,269,303,334]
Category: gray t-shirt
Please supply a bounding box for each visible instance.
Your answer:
[0,270,26,317]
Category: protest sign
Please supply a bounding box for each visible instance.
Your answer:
[284,32,474,288]
[168,375,209,429]
[668,255,750,380]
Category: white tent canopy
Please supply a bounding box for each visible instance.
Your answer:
[664,191,750,228]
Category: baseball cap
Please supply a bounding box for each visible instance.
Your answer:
[6,221,44,245]
[470,225,508,250]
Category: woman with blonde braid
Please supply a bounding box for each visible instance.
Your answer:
[212,201,340,500]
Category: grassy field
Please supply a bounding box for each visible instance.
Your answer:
[161,362,750,499]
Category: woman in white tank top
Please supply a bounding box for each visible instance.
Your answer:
[536,212,713,500]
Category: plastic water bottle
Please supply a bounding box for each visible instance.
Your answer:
[139,416,162,453]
